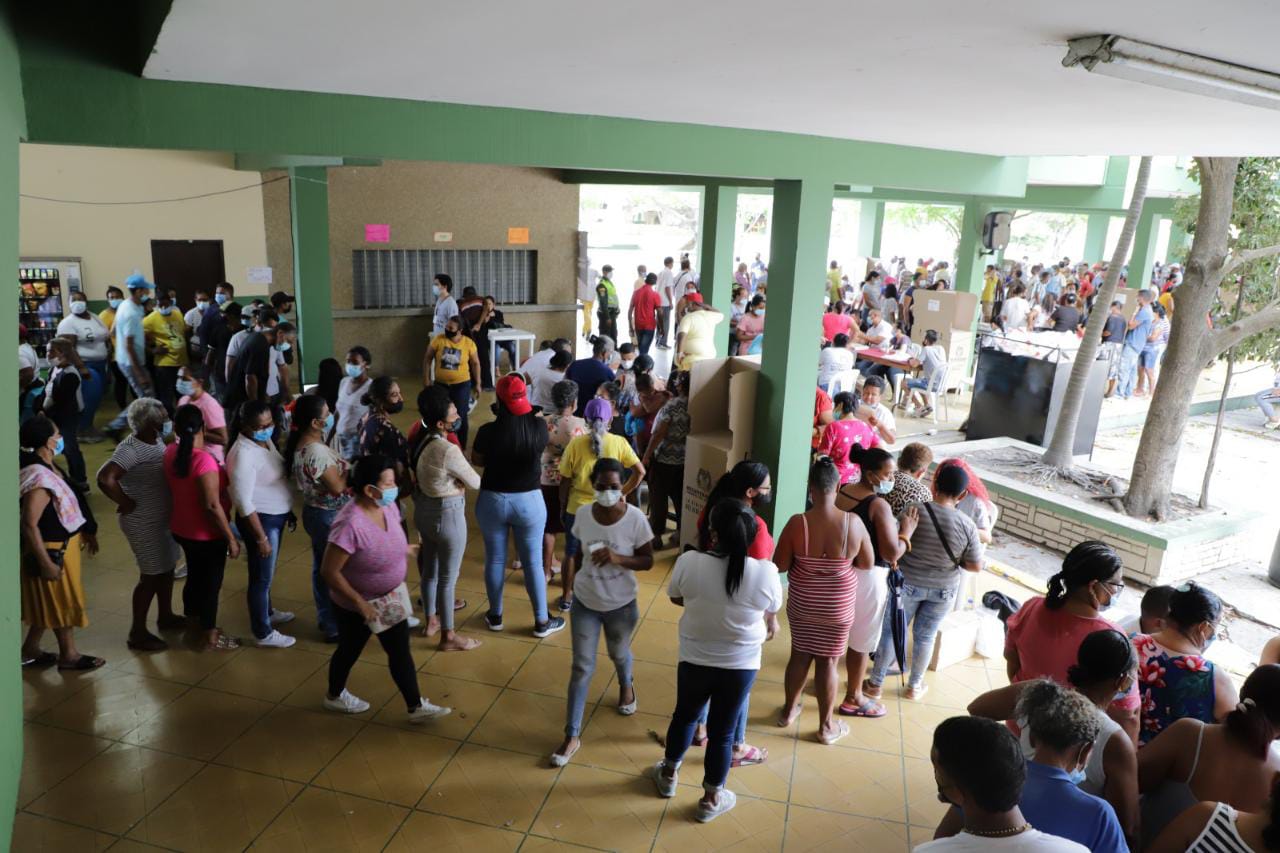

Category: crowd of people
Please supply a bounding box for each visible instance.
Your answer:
[18,261,1280,847]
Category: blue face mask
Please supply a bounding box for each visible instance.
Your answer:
[108,298,122,310]
[159,305,174,316]
[52,436,64,456]
[345,363,364,379]
[322,412,335,432]
[275,341,291,353]
[162,420,174,437]
[1067,766,1088,786]
[875,478,894,495]
[251,427,274,443]
[196,300,209,311]
[374,485,399,507]
[175,379,195,396]
[215,293,229,305]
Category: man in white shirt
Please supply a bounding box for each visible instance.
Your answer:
[856,375,896,444]
[527,348,572,411]
[656,256,676,350]
[858,308,894,348]
[183,289,210,331]
[904,329,948,416]
[999,283,1032,332]
[432,273,459,337]
[817,334,855,392]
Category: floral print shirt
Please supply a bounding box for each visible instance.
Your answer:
[1133,633,1217,746]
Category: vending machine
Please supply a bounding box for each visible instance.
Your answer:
[18,257,83,362]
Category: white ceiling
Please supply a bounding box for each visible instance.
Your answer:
[144,0,1280,157]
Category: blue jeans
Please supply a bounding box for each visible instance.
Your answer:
[476,489,548,625]
[635,329,655,355]
[664,662,758,791]
[1116,346,1141,399]
[446,381,473,450]
[107,364,151,431]
[415,494,467,631]
[694,696,749,747]
[237,511,290,639]
[302,505,339,638]
[869,583,955,690]
[906,377,929,391]
[1257,388,1280,420]
[80,360,107,431]
[565,599,638,737]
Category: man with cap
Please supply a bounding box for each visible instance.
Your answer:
[594,265,620,344]
[106,273,158,437]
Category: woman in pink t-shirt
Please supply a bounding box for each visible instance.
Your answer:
[320,455,451,723]
[822,304,854,343]
[816,392,880,484]
[1005,540,1141,743]
[176,364,228,463]
[164,403,240,651]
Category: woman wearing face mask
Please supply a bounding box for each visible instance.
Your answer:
[423,318,481,449]
[1142,664,1280,849]
[357,376,411,492]
[42,338,91,488]
[834,446,917,719]
[56,289,110,439]
[1004,540,1141,743]
[227,400,296,649]
[1133,582,1238,745]
[968,629,1140,843]
[550,457,654,766]
[19,414,103,670]
[674,281,702,328]
[641,370,690,550]
[97,398,185,651]
[540,379,586,584]
[816,392,880,485]
[336,346,372,460]
[413,385,481,651]
[175,364,227,463]
[320,454,452,723]
[735,295,766,353]
[284,393,349,643]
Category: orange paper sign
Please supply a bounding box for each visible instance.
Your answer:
[507,227,530,245]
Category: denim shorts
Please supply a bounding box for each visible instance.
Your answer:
[562,511,580,557]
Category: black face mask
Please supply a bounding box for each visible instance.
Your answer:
[386,401,405,415]
[753,489,772,505]
[447,330,461,341]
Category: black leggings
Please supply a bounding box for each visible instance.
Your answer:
[328,604,421,711]
[174,534,228,631]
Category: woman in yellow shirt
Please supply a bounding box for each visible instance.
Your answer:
[557,398,645,610]
[422,318,481,449]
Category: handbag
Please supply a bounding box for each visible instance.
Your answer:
[364,582,413,634]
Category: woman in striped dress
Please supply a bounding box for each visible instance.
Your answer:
[774,457,873,745]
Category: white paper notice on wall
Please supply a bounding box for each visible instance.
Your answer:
[247,266,273,285]
[433,232,453,243]
[927,299,941,312]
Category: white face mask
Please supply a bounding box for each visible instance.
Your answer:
[70,301,87,315]
[594,489,623,508]
[619,359,634,369]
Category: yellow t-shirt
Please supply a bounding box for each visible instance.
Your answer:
[676,309,723,369]
[982,273,998,302]
[99,307,117,353]
[430,332,477,385]
[142,310,189,367]
[558,432,640,513]
[1158,291,1175,319]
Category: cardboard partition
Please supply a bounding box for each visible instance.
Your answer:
[909,290,979,346]
[680,355,760,550]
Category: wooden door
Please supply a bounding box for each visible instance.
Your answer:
[150,239,226,308]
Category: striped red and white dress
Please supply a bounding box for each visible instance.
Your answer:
[786,513,858,657]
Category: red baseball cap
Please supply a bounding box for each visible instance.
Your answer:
[496,373,532,416]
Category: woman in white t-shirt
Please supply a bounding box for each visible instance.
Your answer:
[999,283,1032,332]
[817,334,856,392]
[336,346,372,460]
[651,500,784,823]
[550,457,654,767]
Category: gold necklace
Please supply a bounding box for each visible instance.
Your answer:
[965,823,1032,838]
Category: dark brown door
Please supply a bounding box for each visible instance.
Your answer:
[150,239,226,308]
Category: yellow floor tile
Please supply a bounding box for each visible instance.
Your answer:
[628,619,682,665]
[788,741,908,822]
[249,787,408,852]
[22,664,101,719]
[105,839,176,852]
[37,672,189,740]
[11,812,115,852]
[370,672,501,741]
[531,765,668,852]
[468,689,577,757]
[123,686,273,761]
[421,634,534,686]
[420,743,558,831]
[213,705,365,782]
[111,644,242,686]
[574,708,670,777]
[312,724,458,806]
[197,647,330,703]
[506,643,614,702]
[652,795,786,852]
[383,811,523,852]
[781,807,912,851]
[18,722,113,808]
[126,764,301,852]
[903,755,950,829]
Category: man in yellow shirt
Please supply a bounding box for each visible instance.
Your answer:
[423,317,482,448]
[142,290,188,412]
[827,261,843,306]
[981,264,999,322]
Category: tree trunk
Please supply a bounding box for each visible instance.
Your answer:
[1042,157,1153,468]
[1124,157,1240,520]
[1198,277,1246,509]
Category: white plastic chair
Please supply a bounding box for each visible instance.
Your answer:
[828,369,860,399]
[925,362,950,424]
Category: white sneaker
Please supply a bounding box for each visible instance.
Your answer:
[407,698,451,724]
[269,610,296,626]
[407,615,421,629]
[323,689,370,714]
[256,629,296,648]
[174,562,188,579]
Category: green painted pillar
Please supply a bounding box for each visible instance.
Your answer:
[856,200,885,258]
[0,14,23,843]
[1167,223,1189,265]
[1083,214,1110,263]
[698,184,740,355]
[1128,209,1160,290]
[288,166,334,385]
[752,178,833,528]
[953,198,993,295]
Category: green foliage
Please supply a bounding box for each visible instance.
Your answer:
[885,203,963,242]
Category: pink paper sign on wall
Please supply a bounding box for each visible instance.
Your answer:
[365,224,391,243]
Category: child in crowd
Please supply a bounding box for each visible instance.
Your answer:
[1119,584,1174,636]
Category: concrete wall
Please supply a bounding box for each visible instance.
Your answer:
[19,144,270,299]
[263,160,579,377]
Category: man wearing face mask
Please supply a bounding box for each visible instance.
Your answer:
[57,289,111,439]
[143,290,190,414]
[106,274,158,438]
[423,317,481,449]
[196,281,239,360]
[431,274,458,337]
[224,309,281,412]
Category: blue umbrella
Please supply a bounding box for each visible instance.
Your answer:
[886,568,908,688]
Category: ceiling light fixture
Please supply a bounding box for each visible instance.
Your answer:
[1063,36,1280,111]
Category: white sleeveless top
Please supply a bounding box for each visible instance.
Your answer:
[1018,705,1122,796]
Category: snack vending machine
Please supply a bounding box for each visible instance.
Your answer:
[18,258,83,361]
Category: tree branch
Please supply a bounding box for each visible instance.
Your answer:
[1223,243,1280,276]
[1209,298,1280,358]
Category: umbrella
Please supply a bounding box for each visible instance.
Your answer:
[886,567,908,689]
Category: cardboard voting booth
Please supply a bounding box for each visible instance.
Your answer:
[680,356,760,550]
[910,290,978,388]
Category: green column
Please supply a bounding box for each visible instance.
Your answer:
[1082,214,1110,263]
[1167,223,1188,265]
[1127,209,1160,290]
[856,200,884,258]
[752,178,833,528]
[289,166,334,385]
[698,184,739,355]
[953,198,993,295]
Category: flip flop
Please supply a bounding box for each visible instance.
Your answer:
[730,745,768,767]
[57,654,105,671]
[453,599,467,611]
[838,699,887,718]
[692,733,709,747]
[777,704,802,728]
[21,651,57,668]
[818,719,850,746]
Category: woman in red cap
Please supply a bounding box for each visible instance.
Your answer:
[471,374,563,638]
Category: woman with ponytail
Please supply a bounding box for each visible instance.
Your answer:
[1140,664,1280,844]
[653,499,783,823]
[816,391,880,484]
[163,403,241,651]
[1004,540,1140,741]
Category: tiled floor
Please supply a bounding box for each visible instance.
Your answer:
[17,405,1009,852]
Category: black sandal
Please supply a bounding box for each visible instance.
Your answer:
[57,654,106,671]
[22,651,56,668]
